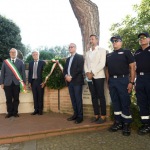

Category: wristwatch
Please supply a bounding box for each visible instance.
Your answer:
[129,81,135,85]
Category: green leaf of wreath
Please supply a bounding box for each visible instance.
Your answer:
[42,59,66,89]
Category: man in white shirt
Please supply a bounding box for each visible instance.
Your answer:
[84,34,107,124]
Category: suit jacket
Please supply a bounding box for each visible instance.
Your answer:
[28,60,46,85]
[0,58,26,86]
[63,53,84,86]
[84,46,106,79]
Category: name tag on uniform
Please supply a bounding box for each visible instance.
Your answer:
[148,49,150,52]
[118,52,124,54]
[135,52,141,55]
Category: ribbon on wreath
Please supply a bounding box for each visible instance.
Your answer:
[43,59,63,84]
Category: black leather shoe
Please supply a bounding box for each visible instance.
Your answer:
[75,118,83,124]
[38,112,43,115]
[14,114,19,117]
[122,123,131,136]
[91,117,99,123]
[31,112,38,115]
[67,115,77,121]
[138,124,150,135]
[96,117,106,124]
[109,121,123,132]
[5,114,12,118]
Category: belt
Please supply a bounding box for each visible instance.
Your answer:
[32,79,38,80]
[137,72,150,76]
[110,74,129,78]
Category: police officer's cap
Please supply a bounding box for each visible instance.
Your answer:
[110,35,122,42]
[138,32,150,38]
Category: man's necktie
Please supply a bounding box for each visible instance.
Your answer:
[33,61,37,79]
[12,60,15,64]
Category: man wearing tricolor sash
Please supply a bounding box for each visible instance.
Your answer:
[0,48,26,118]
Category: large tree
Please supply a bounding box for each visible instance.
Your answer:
[110,0,150,52]
[70,0,99,54]
[0,15,27,65]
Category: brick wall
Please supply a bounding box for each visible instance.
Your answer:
[43,85,111,118]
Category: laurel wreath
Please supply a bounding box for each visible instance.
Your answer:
[42,59,66,89]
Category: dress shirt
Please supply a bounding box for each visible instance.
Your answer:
[11,58,16,63]
[67,54,75,76]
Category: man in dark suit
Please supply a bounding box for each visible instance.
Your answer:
[28,50,46,115]
[63,43,84,124]
[0,48,26,118]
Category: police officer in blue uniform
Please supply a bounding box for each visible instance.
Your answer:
[134,32,150,135]
[106,35,135,136]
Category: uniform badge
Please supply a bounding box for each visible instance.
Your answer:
[148,49,150,52]
[118,52,124,54]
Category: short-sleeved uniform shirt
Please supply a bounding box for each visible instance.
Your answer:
[106,48,135,76]
[134,46,150,74]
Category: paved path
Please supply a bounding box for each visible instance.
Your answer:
[0,129,149,150]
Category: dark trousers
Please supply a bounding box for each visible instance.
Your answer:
[32,80,44,113]
[88,78,106,116]
[68,82,83,119]
[109,77,132,123]
[4,82,20,115]
[136,75,150,124]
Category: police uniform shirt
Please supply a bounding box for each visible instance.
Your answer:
[106,48,135,76]
[134,46,150,74]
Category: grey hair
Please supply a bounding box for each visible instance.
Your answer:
[32,50,39,55]
[69,43,77,48]
[9,48,18,55]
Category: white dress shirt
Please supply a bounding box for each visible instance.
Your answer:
[11,58,16,63]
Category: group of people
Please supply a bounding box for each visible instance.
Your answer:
[0,49,46,117]
[64,32,150,137]
[0,32,149,137]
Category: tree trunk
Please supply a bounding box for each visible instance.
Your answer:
[69,0,99,54]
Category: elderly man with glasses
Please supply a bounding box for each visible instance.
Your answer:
[134,32,150,135]
[106,35,135,136]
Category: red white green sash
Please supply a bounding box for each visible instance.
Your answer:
[4,59,26,92]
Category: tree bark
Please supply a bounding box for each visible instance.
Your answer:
[69,0,99,54]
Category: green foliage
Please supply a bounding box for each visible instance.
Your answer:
[25,46,69,63]
[110,0,150,52]
[42,59,66,89]
[0,15,27,66]
[25,50,55,63]
[110,90,142,130]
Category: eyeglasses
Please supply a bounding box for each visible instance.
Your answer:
[138,36,147,40]
[69,46,74,49]
[111,39,121,43]
[10,52,17,53]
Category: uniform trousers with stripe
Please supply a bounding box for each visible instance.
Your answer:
[109,76,132,123]
[136,75,150,124]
